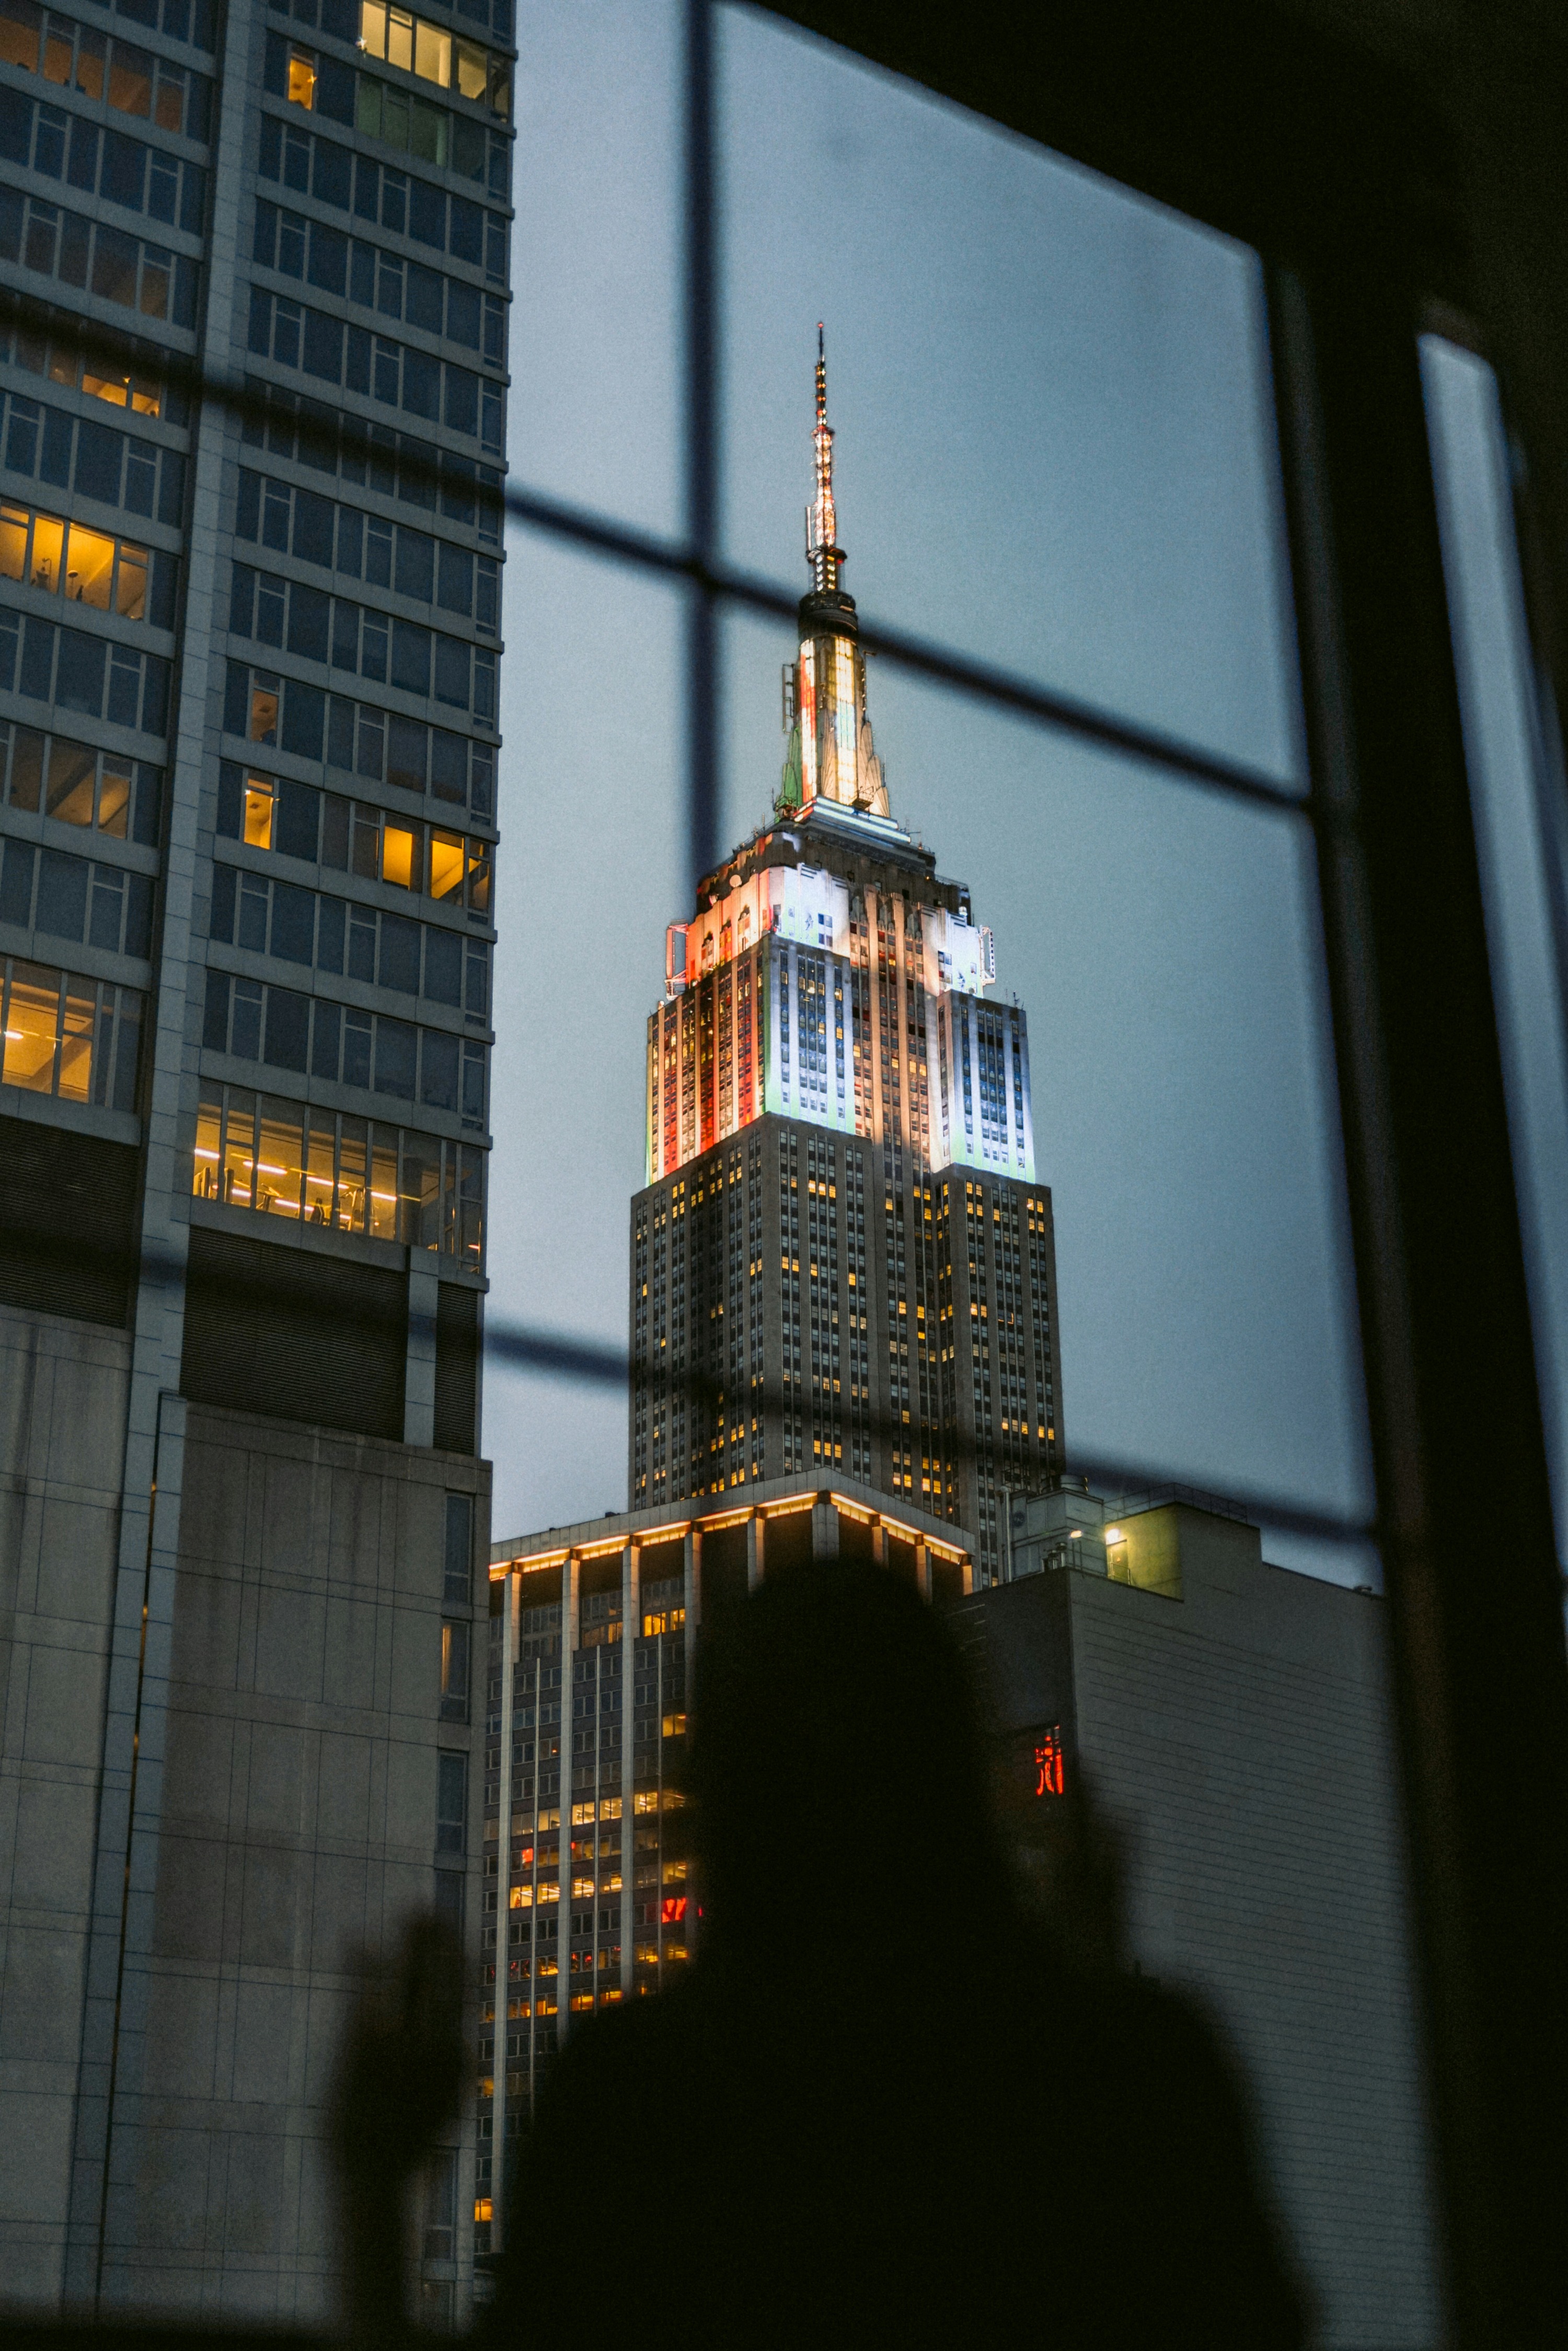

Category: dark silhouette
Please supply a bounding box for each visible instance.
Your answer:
[336,1562,1307,2347]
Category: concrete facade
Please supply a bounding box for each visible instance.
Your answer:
[0,1305,132,2308]
[964,1497,1442,2349]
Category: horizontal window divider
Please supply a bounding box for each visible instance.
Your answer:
[194,1052,490,1153]
[202,941,491,1037]
[0,921,150,988]
[250,262,505,376]
[4,582,174,649]
[212,844,497,934]
[0,811,160,875]
[0,68,213,163]
[0,1080,137,1146]
[504,483,1310,822]
[0,375,191,453]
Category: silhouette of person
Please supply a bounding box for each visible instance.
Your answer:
[470,1559,1309,2350]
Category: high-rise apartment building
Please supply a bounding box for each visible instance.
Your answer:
[630,340,1063,1582]
[0,0,509,2319]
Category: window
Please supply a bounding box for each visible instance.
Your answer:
[435,1747,466,1855]
[358,1,511,116]
[440,1618,470,1721]
[0,953,140,1107]
[444,1492,472,1603]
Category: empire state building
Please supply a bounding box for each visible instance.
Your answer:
[629,337,1064,1584]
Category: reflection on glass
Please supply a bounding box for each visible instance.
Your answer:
[249,684,279,744]
[41,20,67,83]
[455,37,486,100]
[4,963,57,1091]
[59,980,93,1101]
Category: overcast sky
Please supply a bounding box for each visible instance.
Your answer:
[482,2,1566,1578]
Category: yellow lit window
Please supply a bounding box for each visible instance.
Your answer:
[414,17,449,85]
[570,1992,594,2012]
[536,1880,559,1903]
[570,1876,592,1900]
[535,1994,556,2013]
[635,1943,658,1966]
[454,35,486,99]
[429,827,465,901]
[222,1093,256,1208]
[382,820,418,889]
[3,965,60,1092]
[96,762,131,837]
[129,377,160,417]
[476,2075,493,2100]
[508,1884,531,1908]
[474,2198,492,2225]
[243,776,276,850]
[662,1860,687,1885]
[360,0,388,54]
[370,1131,397,1240]
[387,6,413,70]
[600,1871,622,1894]
[29,512,64,593]
[287,44,316,107]
[192,1094,220,1200]
[570,1802,595,1826]
[662,1711,686,1738]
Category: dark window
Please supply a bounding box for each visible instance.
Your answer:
[443,1492,472,1604]
[435,1748,467,1854]
[379,911,420,995]
[262,985,309,1073]
[375,1015,416,1099]
[270,881,315,965]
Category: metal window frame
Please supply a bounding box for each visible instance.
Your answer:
[741,8,1568,2344]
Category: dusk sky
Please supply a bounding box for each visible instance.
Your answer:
[483,2,1566,1577]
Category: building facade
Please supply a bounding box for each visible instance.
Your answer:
[479,1478,974,2252]
[630,343,1064,1582]
[959,1486,1441,2349]
[0,0,509,2319]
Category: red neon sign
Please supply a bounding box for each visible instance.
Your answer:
[661,1896,688,1924]
[1034,1726,1065,1798]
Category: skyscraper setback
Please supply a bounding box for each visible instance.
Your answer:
[0,0,508,2314]
[630,337,1063,1581]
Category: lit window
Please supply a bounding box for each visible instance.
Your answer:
[287,44,316,108]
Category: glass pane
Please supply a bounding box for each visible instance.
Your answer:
[1422,338,1568,1551]
[716,9,1302,789]
[507,0,682,536]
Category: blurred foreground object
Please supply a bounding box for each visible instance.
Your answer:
[330,1916,466,2346]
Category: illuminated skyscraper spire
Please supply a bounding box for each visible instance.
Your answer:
[806,323,843,596]
[780,327,890,822]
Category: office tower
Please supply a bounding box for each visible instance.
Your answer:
[961,1484,1440,2348]
[630,339,1064,1584]
[0,0,509,2319]
[478,1477,977,2252]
